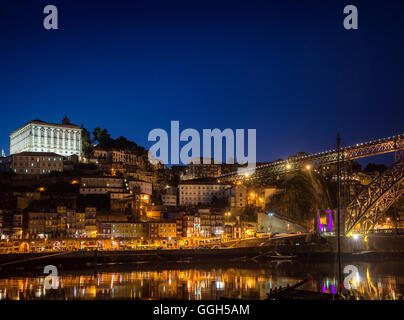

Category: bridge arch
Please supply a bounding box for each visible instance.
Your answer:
[345,159,404,235]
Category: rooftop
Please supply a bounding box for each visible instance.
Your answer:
[11,151,65,157]
[10,117,81,136]
[179,179,232,186]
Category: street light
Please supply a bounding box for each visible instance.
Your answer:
[305,164,311,170]
[286,163,291,170]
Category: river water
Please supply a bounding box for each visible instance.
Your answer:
[0,259,403,300]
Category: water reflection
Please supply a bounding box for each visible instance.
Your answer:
[0,261,403,300]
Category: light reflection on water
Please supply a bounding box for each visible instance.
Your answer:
[0,261,403,300]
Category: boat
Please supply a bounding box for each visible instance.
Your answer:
[266,277,341,300]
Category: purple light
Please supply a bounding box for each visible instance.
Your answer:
[318,210,334,232]
[326,210,333,232]
[322,283,327,293]
[318,210,323,232]
[331,285,336,294]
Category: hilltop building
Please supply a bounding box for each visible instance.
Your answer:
[9,116,82,157]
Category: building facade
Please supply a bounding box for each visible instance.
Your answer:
[10,116,82,157]
[97,222,146,238]
[162,194,177,206]
[128,179,152,195]
[179,181,232,206]
[80,177,127,194]
[4,152,64,174]
[229,184,248,208]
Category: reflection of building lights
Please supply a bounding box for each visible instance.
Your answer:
[352,234,360,240]
[216,281,224,289]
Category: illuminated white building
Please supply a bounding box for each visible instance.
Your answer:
[9,116,82,157]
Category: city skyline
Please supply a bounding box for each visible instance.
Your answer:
[1,0,403,166]
[1,1,404,304]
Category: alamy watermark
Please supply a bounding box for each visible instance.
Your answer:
[44,265,59,289]
[343,264,360,290]
[147,121,257,174]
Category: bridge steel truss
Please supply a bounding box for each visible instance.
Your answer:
[344,159,404,236]
[216,133,404,183]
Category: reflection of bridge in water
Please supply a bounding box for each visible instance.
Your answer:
[214,133,404,235]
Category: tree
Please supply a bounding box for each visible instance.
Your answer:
[151,191,162,205]
[92,127,112,148]
[91,128,147,156]
[351,161,362,173]
[242,205,258,222]
[266,172,318,227]
[364,163,387,173]
[211,196,229,209]
[81,125,94,158]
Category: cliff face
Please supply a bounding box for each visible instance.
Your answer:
[266,171,333,230]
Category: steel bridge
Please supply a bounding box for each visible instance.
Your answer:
[215,133,404,183]
[345,158,404,236]
[212,133,404,235]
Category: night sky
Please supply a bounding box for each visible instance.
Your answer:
[1,0,403,166]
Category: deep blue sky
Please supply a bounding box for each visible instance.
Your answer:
[0,0,403,166]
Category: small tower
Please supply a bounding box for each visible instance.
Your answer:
[62,114,71,125]
[1,149,5,157]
